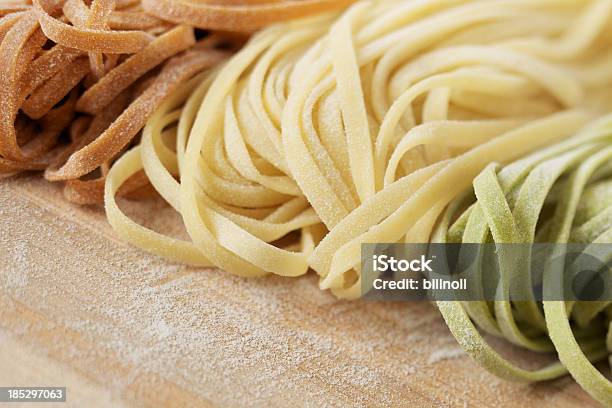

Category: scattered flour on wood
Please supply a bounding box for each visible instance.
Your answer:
[427,346,466,364]
[0,179,566,408]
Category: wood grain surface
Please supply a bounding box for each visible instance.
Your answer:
[0,175,602,407]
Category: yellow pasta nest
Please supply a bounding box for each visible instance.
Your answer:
[104,0,612,404]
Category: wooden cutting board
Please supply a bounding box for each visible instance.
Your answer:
[0,175,603,407]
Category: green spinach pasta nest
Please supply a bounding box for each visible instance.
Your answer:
[434,116,612,406]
